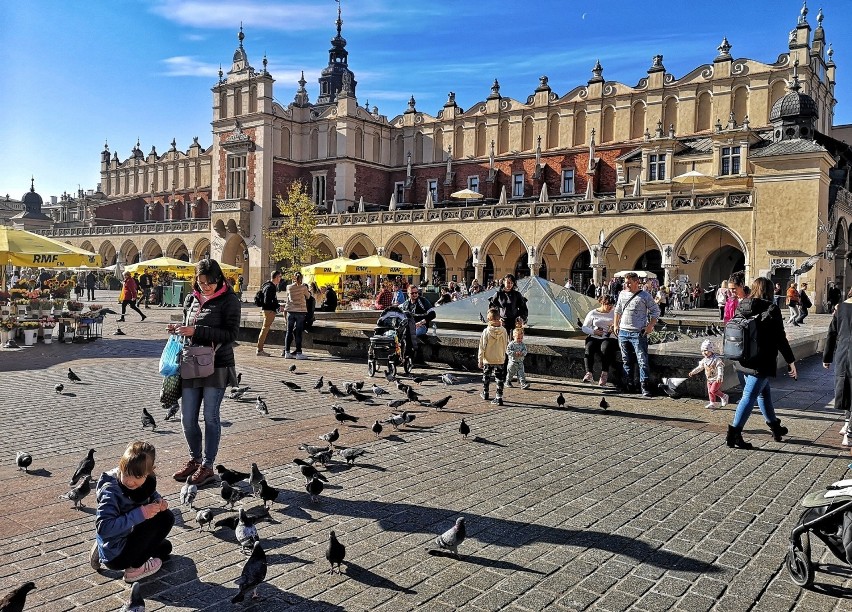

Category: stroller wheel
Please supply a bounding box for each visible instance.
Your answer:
[403,356,413,375]
[368,360,376,377]
[786,546,814,588]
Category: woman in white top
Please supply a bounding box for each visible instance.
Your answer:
[283,272,311,359]
[716,282,729,321]
[581,295,618,387]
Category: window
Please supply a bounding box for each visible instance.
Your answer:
[467,176,479,193]
[185,201,192,219]
[226,154,247,199]
[427,180,438,203]
[721,146,741,176]
[512,173,525,198]
[312,174,326,208]
[395,182,405,205]
[561,169,575,194]
[648,153,666,181]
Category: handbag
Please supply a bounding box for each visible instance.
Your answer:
[180,344,217,379]
[160,374,183,406]
[158,335,183,377]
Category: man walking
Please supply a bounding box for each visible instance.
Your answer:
[613,272,660,397]
[138,272,154,308]
[85,272,97,301]
[256,270,281,357]
[795,282,812,325]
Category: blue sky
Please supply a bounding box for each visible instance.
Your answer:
[2,0,850,201]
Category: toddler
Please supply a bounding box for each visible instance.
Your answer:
[688,339,729,409]
[92,441,174,583]
[506,326,530,389]
[478,307,508,406]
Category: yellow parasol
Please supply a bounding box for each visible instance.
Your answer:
[332,255,420,276]
[0,226,102,268]
[125,257,240,277]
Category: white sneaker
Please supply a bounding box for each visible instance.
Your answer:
[124,557,162,583]
[843,433,851,447]
[705,402,719,409]
[719,393,729,407]
[295,353,307,360]
[841,421,849,435]
[282,351,292,358]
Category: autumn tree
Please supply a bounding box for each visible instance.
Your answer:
[265,180,319,277]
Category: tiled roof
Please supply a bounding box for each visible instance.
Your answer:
[750,138,827,157]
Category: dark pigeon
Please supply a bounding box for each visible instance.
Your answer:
[16,452,32,473]
[120,581,144,612]
[70,449,96,485]
[305,475,324,502]
[141,408,156,430]
[216,465,249,485]
[326,530,346,574]
[459,419,470,439]
[232,541,267,603]
[67,368,81,383]
[258,480,279,509]
[0,582,36,612]
[372,421,383,438]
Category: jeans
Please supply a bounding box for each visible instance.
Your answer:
[731,374,778,428]
[788,304,799,323]
[618,330,650,387]
[180,386,225,468]
[285,312,306,354]
[795,306,808,324]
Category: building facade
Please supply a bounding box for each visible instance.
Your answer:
[37,3,852,310]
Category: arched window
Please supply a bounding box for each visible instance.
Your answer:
[696,92,712,132]
[732,86,749,125]
[233,89,243,116]
[522,117,534,151]
[248,85,257,113]
[414,131,423,163]
[601,106,615,143]
[373,132,382,163]
[327,127,337,158]
[498,120,509,154]
[280,127,291,159]
[573,110,586,146]
[547,113,560,149]
[663,97,678,134]
[454,125,464,158]
[433,129,443,162]
[309,129,319,160]
[475,123,486,158]
[630,102,646,139]
[393,135,404,166]
[768,80,787,122]
[218,91,228,119]
[355,127,364,159]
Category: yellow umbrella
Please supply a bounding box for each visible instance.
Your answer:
[125,257,240,276]
[332,255,420,275]
[301,256,352,289]
[0,226,102,268]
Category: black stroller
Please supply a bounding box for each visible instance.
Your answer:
[368,307,415,378]
[786,477,852,588]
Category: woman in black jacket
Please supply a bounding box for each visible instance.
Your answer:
[489,274,528,339]
[823,287,852,448]
[728,276,797,449]
[169,259,241,486]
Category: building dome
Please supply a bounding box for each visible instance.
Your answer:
[769,89,818,122]
[21,179,43,211]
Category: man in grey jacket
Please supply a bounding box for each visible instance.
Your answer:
[613,272,660,396]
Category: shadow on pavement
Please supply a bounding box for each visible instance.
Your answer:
[345,561,418,594]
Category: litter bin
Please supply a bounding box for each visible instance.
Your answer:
[172,281,190,306]
[161,285,176,307]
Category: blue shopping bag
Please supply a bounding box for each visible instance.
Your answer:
[158,334,183,377]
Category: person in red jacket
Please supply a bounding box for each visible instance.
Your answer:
[118,271,146,322]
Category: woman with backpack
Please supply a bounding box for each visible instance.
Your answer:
[727,276,797,450]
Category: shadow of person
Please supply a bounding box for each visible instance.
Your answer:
[344,561,418,594]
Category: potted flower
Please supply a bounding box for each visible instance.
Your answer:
[52,298,65,312]
[0,291,10,315]
[41,322,56,344]
[67,300,85,312]
[14,299,29,316]
[0,316,16,346]
[19,320,40,346]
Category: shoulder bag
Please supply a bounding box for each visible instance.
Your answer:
[179,295,217,379]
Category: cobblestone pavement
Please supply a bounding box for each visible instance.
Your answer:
[0,307,850,611]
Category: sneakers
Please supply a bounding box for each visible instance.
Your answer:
[843,434,851,447]
[598,373,608,387]
[140,314,147,322]
[582,372,594,383]
[521,382,531,390]
[173,459,200,482]
[188,465,216,487]
[255,349,270,357]
[841,421,849,435]
[295,353,307,360]
[283,351,294,359]
[705,402,719,409]
[89,542,101,571]
[641,384,653,398]
[507,381,514,387]
[123,557,162,583]
[117,317,125,322]
[719,393,729,407]
[479,391,489,401]
[491,396,504,406]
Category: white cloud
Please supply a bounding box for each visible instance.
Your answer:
[161,56,221,77]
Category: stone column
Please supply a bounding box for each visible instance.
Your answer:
[527,245,540,278]
[592,264,606,287]
[663,264,678,287]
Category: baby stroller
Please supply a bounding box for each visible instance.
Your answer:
[786,477,852,588]
[368,307,415,377]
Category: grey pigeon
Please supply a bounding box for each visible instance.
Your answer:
[0,582,36,612]
[350,389,373,403]
[372,420,383,438]
[433,517,466,557]
[335,410,359,424]
[54,383,64,394]
[320,427,340,447]
[299,443,329,457]
[371,384,390,397]
[67,368,81,383]
[235,508,259,553]
[428,395,452,410]
[441,373,459,385]
[327,383,346,399]
[387,398,407,408]
[337,448,367,465]
[220,481,245,509]
[230,386,249,400]
[70,449,96,485]
[16,452,32,473]
[216,464,249,485]
[312,448,334,466]
[249,463,264,496]
[119,581,144,612]
[383,411,414,430]
[305,475,324,502]
[459,419,470,438]
[659,377,688,399]
[232,541,267,603]
[326,530,346,574]
[556,393,566,408]
[406,387,421,403]
[180,482,198,508]
[384,369,396,382]
[294,458,328,483]
[257,480,279,509]
[281,380,301,391]
[289,364,297,372]
[141,408,156,430]
[314,376,324,390]
[255,396,269,415]
[196,509,213,530]
[599,398,609,410]
[60,477,91,509]
[164,403,179,421]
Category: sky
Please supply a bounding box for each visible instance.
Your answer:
[2,0,850,201]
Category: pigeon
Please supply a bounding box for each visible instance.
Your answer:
[255,396,269,415]
[216,465,249,485]
[196,509,214,530]
[281,381,301,391]
[406,387,421,403]
[164,403,179,421]
[257,480,279,509]
[289,364,297,373]
[353,381,366,391]
[350,389,373,403]
[372,420,383,438]
[479,312,487,323]
[659,377,688,399]
[599,398,609,410]
[67,368,82,383]
[236,372,242,385]
[428,395,452,410]
[60,477,92,509]
[387,398,408,408]
[326,531,346,574]
[249,463,265,496]
[235,508,260,553]
[459,419,470,438]
[119,581,144,612]
[320,428,340,447]
[396,381,410,394]
[383,411,415,430]
[298,444,329,457]
[384,369,396,382]
[220,481,246,509]
[54,383,64,394]
[577,317,584,328]
[230,386,249,400]
[232,541,267,603]
[180,482,198,508]
[334,410,359,424]
[432,517,466,558]
[678,254,698,264]
[372,384,389,397]
[294,458,329,482]
[0,582,36,612]
[141,408,156,430]
[337,448,367,465]
[411,376,425,384]
[16,452,32,473]
[556,393,566,409]
[306,475,324,502]
[70,449,96,485]
[328,383,347,399]
[312,448,334,466]
[314,376,324,390]
[441,373,459,385]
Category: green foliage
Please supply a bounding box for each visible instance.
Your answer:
[265,181,319,277]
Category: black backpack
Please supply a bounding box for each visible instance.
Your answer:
[723,306,772,362]
[253,282,269,308]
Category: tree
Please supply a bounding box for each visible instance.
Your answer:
[265,180,319,278]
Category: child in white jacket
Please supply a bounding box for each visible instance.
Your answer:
[479,308,508,406]
[688,339,729,409]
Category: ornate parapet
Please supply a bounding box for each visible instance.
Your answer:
[37,220,211,237]
[211,198,252,235]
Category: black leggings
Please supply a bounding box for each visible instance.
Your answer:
[584,337,618,374]
[104,510,175,570]
[121,300,144,318]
